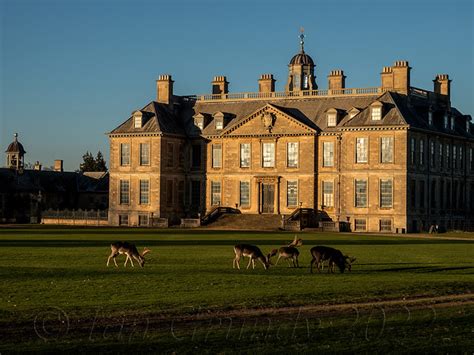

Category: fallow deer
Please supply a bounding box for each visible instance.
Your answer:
[310,246,352,273]
[275,235,303,268]
[233,244,277,270]
[107,242,151,268]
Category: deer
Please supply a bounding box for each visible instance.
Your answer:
[275,235,303,268]
[310,246,355,274]
[107,241,151,268]
[233,244,277,270]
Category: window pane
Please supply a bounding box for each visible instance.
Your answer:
[287,180,298,206]
[140,180,149,204]
[240,181,250,206]
[287,142,298,167]
[356,138,368,163]
[240,143,250,167]
[419,140,424,165]
[380,179,393,208]
[211,181,221,205]
[380,219,392,232]
[140,143,150,165]
[119,214,129,226]
[120,143,130,166]
[354,219,366,231]
[410,138,416,165]
[262,143,275,167]
[323,142,334,167]
[216,120,223,130]
[167,142,174,168]
[138,214,148,226]
[355,180,367,207]
[372,107,382,120]
[381,137,393,163]
[322,181,334,207]
[120,180,129,204]
[212,144,222,168]
[327,113,337,127]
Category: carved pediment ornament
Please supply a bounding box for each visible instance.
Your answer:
[261,112,275,132]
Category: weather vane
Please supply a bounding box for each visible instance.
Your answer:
[299,27,305,52]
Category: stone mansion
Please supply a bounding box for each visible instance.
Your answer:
[108,38,473,233]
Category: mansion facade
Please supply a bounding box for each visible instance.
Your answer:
[108,40,473,232]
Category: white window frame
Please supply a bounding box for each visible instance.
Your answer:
[322,181,334,208]
[354,219,367,232]
[239,181,250,207]
[119,180,130,205]
[139,143,150,166]
[212,144,222,168]
[380,137,394,163]
[120,143,130,166]
[355,179,368,207]
[323,141,334,167]
[240,143,251,168]
[371,106,382,121]
[211,181,221,206]
[287,180,298,207]
[262,142,275,168]
[380,179,393,208]
[287,142,298,168]
[356,137,368,163]
[327,113,337,127]
[139,180,150,205]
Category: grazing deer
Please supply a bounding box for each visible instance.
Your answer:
[275,235,303,268]
[107,242,151,268]
[310,246,349,273]
[233,244,277,270]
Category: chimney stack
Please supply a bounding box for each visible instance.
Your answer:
[34,161,42,171]
[381,66,394,90]
[258,74,276,93]
[212,76,229,95]
[433,74,451,98]
[156,74,174,104]
[392,60,411,94]
[54,159,63,172]
[327,70,346,92]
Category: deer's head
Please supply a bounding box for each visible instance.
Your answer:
[344,256,356,272]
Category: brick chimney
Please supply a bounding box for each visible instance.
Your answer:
[381,66,394,89]
[54,159,63,172]
[212,76,229,95]
[328,70,346,92]
[433,74,451,98]
[392,60,411,94]
[258,74,275,93]
[156,74,174,104]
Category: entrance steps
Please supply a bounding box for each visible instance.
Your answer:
[203,213,283,231]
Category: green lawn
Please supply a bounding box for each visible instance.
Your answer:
[0,227,473,352]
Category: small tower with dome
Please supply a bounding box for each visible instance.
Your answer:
[286,29,317,92]
[5,133,26,170]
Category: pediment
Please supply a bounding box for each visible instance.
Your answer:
[222,104,316,136]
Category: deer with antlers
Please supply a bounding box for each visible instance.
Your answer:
[233,244,277,270]
[106,241,151,268]
[275,235,303,268]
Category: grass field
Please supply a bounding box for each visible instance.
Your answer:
[0,227,473,353]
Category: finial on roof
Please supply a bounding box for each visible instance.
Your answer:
[299,27,305,52]
[14,133,18,141]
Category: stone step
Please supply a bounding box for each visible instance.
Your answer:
[203,213,283,230]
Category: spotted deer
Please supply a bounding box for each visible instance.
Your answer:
[310,246,355,273]
[233,244,277,270]
[275,235,303,268]
[107,242,151,268]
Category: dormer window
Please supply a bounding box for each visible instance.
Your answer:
[450,116,455,130]
[133,111,143,128]
[326,108,338,127]
[213,111,225,130]
[444,113,448,129]
[348,107,360,119]
[370,101,383,121]
[193,113,205,130]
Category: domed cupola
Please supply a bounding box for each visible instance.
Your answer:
[5,133,26,170]
[286,30,317,92]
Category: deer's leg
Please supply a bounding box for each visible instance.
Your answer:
[259,258,267,270]
[124,255,129,267]
[234,256,241,269]
[252,259,256,269]
[275,255,282,266]
[246,257,252,269]
[107,254,112,267]
[295,256,299,268]
[310,258,315,273]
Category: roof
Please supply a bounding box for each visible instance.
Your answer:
[289,50,315,66]
[110,91,472,140]
[5,137,26,154]
[0,169,109,194]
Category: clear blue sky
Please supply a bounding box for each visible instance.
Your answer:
[1,0,473,171]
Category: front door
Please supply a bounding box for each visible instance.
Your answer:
[261,184,275,213]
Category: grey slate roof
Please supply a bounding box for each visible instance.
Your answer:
[110,91,472,139]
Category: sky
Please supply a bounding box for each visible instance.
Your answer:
[1,0,473,171]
